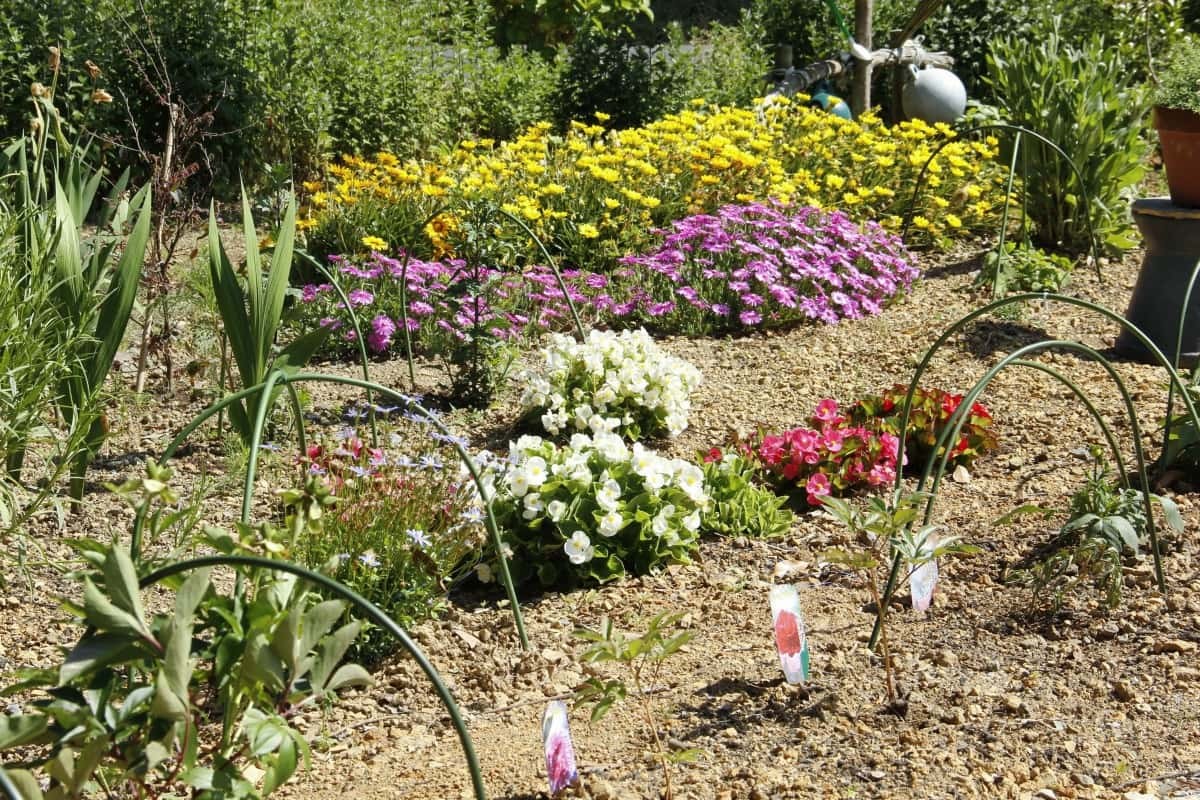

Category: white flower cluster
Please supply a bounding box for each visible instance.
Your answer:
[495,431,708,576]
[519,328,702,440]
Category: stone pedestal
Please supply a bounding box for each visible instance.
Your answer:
[1114,198,1200,365]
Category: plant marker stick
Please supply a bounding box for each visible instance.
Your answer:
[909,536,939,613]
[542,700,580,796]
[770,584,810,683]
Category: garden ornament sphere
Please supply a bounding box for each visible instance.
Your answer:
[902,65,967,124]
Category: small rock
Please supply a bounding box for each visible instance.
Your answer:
[932,648,959,668]
[1096,622,1119,641]
[1001,694,1025,715]
[1072,773,1094,787]
[1033,790,1057,800]
[952,465,971,483]
[1112,680,1137,702]
[867,770,886,781]
[1151,639,1197,654]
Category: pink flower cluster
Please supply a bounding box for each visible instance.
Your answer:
[745,398,900,507]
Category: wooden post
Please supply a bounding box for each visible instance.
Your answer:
[852,0,874,115]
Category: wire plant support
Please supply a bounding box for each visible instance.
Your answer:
[868,293,1200,649]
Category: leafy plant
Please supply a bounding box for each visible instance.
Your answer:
[1155,35,1200,113]
[486,432,707,588]
[743,398,901,508]
[208,193,329,443]
[291,429,486,661]
[0,467,371,798]
[2,87,153,504]
[820,492,978,707]
[699,450,794,539]
[977,241,1075,294]
[851,385,999,473]
[1005,450,1183,609]
[519,328,703,441]
[987,20,1151,251]
[574,612,696,799]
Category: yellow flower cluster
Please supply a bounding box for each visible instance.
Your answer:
[304,98,1005,265]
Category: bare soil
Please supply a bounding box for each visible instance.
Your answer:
[3,239,1200,800]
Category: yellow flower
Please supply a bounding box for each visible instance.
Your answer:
[594,111,611,122]
[361,236,387,251]
[578,223,600,239]
[912,216,931,229]
[946,213,963,228]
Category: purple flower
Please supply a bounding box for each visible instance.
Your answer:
[367,314,397,354]
[347,289,375,306]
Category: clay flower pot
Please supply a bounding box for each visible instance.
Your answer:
[1155,105,1200,208]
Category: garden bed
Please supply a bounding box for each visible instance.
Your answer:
[5,238,1199,799]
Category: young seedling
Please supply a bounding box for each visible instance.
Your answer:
[573,612,696,799]
[819,491,978,709]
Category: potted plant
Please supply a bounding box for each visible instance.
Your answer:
[1154,36,1200,207]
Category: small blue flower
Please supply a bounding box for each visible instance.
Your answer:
[258,442,281,452]
[460,506,484,524]
[394,455,416,468]
[336,553,351,563]
[336,426,356,441]
[358,551,381,568]
[431,430,469,448]
[374,404,400,414]
[418,454,443,471]
[348,465,372,477]
[406,528,431,548]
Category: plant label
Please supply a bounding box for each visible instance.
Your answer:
[542,700,580,796]
[769,584,810,684]
[909,537,939,613]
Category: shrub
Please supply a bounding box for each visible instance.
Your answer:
[519,328,703,440]
[291,429,486,658]
[615,202,918,333]
[659,22,767,112]
[986,20,1151,252]
[699,450,794,538]
[850,385,999,472]
[743,398,900,507]
[1155,35,1200,114]
[486,432,707,587]
[551,28,678,131]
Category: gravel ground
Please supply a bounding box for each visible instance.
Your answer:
[3,236,1200,800]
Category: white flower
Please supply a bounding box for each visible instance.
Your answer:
[522,492,545,520]
[675,463,706,503]
[652,504,676,536]
[681,509,701,532]
[506,469,531,498]
[596,478,622,511]
[547,499,568,522]
[524,456,549,488]
[564,531,595,564]
[599,509,625,537]
[476,562,494,583]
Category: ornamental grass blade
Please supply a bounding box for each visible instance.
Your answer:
[241,190,266,380]
[52,177,85,310]
[87,183,150,393]
[260,198,297,369]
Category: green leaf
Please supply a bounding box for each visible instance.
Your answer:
[262,731,297,795]
[0,714,50,750]
[274,326,331,374]
[100,544,147,624]
[309,620,363,693]
[150,668,188,721]
[60,632,144,684]
[81,579,152,642]
[260,199,298,371]
[323,664,373,694]
[1,768,44,800]
[298,600,347,664]
[1155,494,1185,533]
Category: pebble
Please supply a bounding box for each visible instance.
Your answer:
[1112,680,1137,702]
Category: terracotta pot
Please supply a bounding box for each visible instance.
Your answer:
[1155,105,1200,208]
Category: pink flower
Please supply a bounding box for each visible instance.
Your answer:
[813,398,839,423]
[821,428,844,453]
[805,473,831,506]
